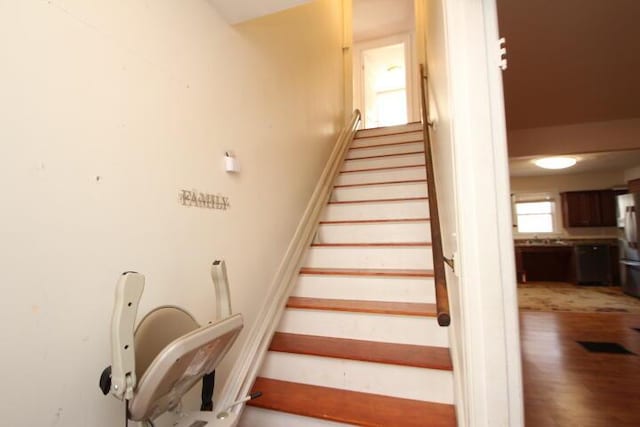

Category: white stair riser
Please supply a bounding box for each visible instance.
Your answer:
[332,182,427,202]
[346,142,424,159]
[260,352,454,404]
[336,167,426,186]
[292,275,435,303]
[352,130,423,148]
[304,246,433,270]
[240,407,353,427]
[278,309,448,347]
[356,123,422,138]
[316,222,431,243]
[342,153,424,171]
[321,200,429,221]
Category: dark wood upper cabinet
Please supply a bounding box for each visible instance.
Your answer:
[598,190,617,226]
[561,190,616,227]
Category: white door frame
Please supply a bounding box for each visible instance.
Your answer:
[352,33,419,128]
[436,0,525,425]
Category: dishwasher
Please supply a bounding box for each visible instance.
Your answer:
[574,244,611,285]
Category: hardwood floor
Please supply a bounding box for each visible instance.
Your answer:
[521,311,640,426]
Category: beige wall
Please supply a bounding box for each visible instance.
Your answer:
[625,165,640,182]
[508,118,640,158]
[510,171,626,238]
[414,0,427,65]
[0,1,344,425]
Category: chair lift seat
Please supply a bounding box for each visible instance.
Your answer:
[127,308,243,422]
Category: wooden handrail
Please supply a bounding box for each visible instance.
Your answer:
[419,64,451,327]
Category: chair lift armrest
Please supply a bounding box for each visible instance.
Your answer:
[110,272,144,400]
[211,260,232,320]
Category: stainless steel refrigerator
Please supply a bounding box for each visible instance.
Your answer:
[617,193,640,297]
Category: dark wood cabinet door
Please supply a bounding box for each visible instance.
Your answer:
[518,246,574,281]
[598,190,617,226]
[561,191,601,227]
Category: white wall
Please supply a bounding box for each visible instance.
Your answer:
[511,171,626,239]
[508,118,640,158]
[352,33,419,127]
[0,0,344,425]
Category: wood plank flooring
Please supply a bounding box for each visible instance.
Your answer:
[521,311,640,427]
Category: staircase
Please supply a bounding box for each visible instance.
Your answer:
[239,122,456,427]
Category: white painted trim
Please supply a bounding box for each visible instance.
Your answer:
[352,33,419,128]
[480,1,525,425]
[441,0,525,426]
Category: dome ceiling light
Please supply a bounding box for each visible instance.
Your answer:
[533,156,577,170]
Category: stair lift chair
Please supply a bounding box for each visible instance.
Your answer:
[100,260,250,427]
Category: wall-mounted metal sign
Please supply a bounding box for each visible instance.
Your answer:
[179,189,230,210]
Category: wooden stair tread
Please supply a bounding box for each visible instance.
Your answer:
[287,296,437,317]
[350,139,424,150]
[345,151,424,161]
[249,377,456,427]
[340,164,425,173]
[320,218,430,224]
[328,196,428,204]
[311,242,431,247]
[269,332,452,370]
[355,129,422,139]
[299,267,435,277]
[335,179,427,189]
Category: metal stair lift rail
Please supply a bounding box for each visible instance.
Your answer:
[217,111,362,418]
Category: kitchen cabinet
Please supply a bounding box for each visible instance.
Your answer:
[515,242,620,285]
[515,246,574,282]
[599,190,617,226]
[560,190,616,227]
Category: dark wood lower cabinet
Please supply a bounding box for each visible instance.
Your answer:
[610,244,620,286]
[516,246,574,282]
[515,244,619,285]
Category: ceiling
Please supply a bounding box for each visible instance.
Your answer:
[353,0,414,42]
[207,0,312,24]
[510,149,640,177]
[497,0,640,131]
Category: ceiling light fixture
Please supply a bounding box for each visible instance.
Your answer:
[533,156,577,170]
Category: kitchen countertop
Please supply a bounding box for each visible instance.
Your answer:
[514,238,617,248]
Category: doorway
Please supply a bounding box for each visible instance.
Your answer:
[350,0,418,129]
[360,42,408,128]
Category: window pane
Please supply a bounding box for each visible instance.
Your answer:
[516,201,552,215]
[517,214,553,233]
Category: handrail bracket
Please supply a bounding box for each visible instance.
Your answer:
[444,256,455,272]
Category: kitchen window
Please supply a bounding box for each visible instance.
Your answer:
[512,193,557,234]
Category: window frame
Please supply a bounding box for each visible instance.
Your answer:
[512,193,560,236]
